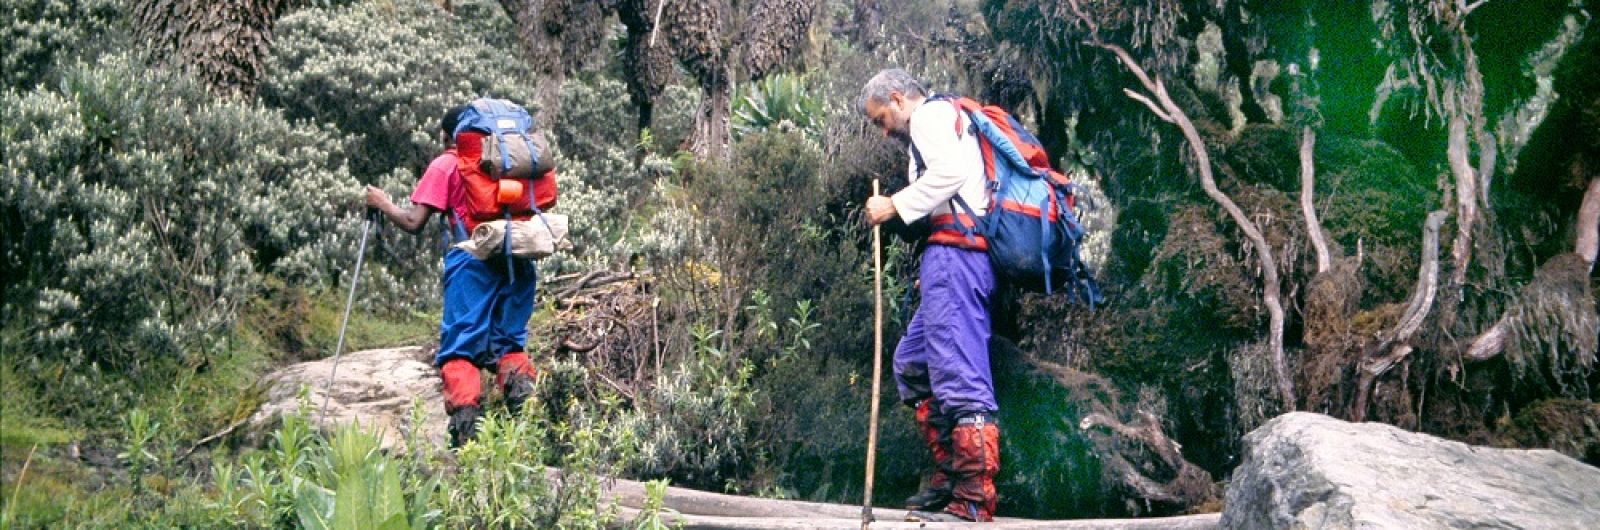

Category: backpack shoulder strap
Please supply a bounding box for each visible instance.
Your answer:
[963,106,1045,178]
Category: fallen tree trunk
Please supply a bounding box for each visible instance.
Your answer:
[603,475,1221,528]
[614,508,1220,529]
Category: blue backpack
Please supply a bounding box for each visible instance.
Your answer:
[449,98,557,283]
[912,95,1102,305]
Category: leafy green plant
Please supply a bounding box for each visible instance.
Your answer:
[293,424,418,530]
[732,74,823,140]
[629,479,675,530]
[117,408,160,495]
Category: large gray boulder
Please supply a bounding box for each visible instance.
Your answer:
[250,346,446,451]
[1222,412,1600,529]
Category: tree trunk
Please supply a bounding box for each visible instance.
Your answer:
[499,0,566,127]
[619,0,676,132]
[131,0,286,97]
[499,0,612,127]
[738,0,821,81]
[600,471,1222,528]
[664,0,731,159]
[852,0,882,50]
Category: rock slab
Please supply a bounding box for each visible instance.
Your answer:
[1221,412,1600,529]
[250,346,445,451]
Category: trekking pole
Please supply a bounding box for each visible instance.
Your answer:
[321,207,378,419]
[861,179,884,529]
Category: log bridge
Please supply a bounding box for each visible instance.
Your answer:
[604,476,1221,529]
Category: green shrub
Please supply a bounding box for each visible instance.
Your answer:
[440,395,623,528]
[263,0,541,180]
[619,324,761,490]
[1,52,361,423]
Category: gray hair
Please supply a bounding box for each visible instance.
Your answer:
[857,68,926,114]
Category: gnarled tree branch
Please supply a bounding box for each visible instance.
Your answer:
[1577,176,1600,270]
[1300,127,1332,274]
[1446,116,1479,295]
[1354,210,1448,420]
[1070,0,1294,410]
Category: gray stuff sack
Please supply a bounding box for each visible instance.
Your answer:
[453,214,571,260]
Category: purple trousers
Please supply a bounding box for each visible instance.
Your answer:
[894,244,997,416]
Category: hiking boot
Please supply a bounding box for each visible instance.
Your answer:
[496,352,537,415]
[903,486,953,511]
[503,371,535,415]
[908,398,955,510]
[448,405,481,448]
[946,413,1000,522]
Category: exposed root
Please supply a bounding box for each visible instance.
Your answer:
[1032,359,1219,511]
[1354,210,1447,421]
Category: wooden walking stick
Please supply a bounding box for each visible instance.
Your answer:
[862,179,885,529]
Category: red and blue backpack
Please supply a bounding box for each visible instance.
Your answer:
[449,98,558,282]
[911,95,1102,305]
[451,98,557,231]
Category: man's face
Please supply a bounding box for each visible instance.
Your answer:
[865,93,912,144]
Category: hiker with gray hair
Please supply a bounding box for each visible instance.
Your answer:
[860,68,1001,523]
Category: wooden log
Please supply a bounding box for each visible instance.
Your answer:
[614,506,1221,529]
[603,476,1220,529]
[605,476,862,518]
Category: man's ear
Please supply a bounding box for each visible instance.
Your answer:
[888,91,906,109]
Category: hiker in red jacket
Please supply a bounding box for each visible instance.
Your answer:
[364,106,539,448]
[860,68,1001,523]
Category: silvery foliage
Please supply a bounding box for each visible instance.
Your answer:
[263,0,542,180]
[264,0,545,307]
[262,1,693,296]
[1,52,357,368]
[612,178,697,265]
[539,78,689,273]
[1,0,120,90]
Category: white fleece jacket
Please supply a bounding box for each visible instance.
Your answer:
[891,98,989,224]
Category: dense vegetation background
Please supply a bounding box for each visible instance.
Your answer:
[2,0,1596,527]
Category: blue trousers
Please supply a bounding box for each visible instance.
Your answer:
[437,248,537,367]
[893,245,998,416]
